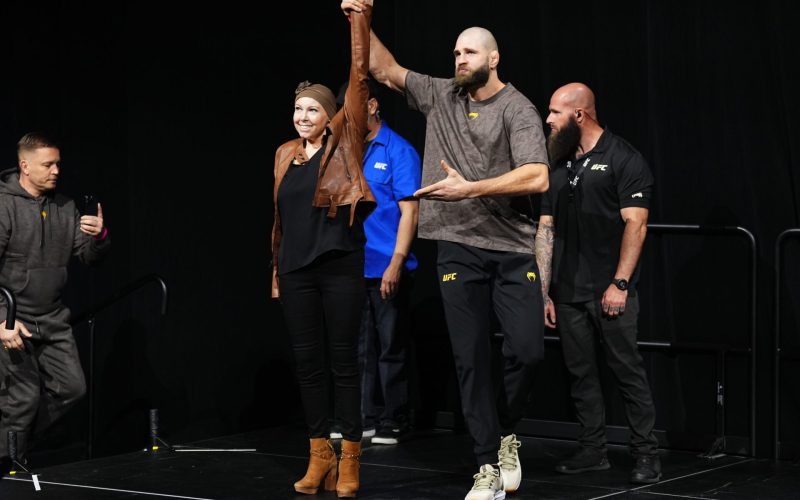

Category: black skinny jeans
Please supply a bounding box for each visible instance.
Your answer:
[279,250,365,442]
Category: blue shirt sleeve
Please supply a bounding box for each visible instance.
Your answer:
[389,139,421,201]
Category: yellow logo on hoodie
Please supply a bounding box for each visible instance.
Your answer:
[41,211,47,219]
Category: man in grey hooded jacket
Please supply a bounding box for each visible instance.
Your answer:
[0,132,109,463]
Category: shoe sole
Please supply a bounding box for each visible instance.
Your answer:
[371,437,399,445]
[554,462,612,474]
[464,491,505,500]
[330,430,375,440]
[630,473,662,484]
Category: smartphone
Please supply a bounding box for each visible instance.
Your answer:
[81,195,98,216]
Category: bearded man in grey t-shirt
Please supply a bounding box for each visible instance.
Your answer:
[343,2,549,499]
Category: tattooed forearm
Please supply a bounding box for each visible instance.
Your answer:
[534,218,555,300]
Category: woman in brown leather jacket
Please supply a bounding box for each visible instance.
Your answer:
[271,1,374,497]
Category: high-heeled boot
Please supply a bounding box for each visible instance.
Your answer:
[294,437,338,494]
[336,439,361,498]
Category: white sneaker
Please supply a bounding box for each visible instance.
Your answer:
[464,464,506,500]
[497,434,521,493]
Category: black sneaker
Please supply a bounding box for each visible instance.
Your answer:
[630,455,661,484]
[555,447,611,474]
[370,424,409,445]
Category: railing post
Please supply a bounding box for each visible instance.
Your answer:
[734,226,757,457]
[69,274,169,460]
[647,225,758,456]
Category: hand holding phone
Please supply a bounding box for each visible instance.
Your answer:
[82,195,98,216]
[79,195,105,238]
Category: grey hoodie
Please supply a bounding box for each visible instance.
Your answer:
[0,167,110,316]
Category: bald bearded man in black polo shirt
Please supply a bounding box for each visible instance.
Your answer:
[535,83,660,484]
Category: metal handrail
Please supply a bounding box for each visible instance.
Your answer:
[533,334,743,456]
[774,229,800,460]
[504,224,758,455]
[71,274,169,326]
[648,224,757,456]
[540,335,749,354]
[0,285,17,329]
[71,274,169,459]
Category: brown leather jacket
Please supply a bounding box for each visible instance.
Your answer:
[271,5,375,298]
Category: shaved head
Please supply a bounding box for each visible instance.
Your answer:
[452,26,503,97]
[456,27,498,52]
[551,83,597,120]
[546,82,605,161]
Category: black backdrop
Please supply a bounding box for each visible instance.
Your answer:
[2,0,799,460]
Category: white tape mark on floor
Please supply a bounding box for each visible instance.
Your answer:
[4,477,216,499]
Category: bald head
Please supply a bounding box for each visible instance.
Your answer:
[546,83,605,162]
[551,83,597,120]
[456,27,498,52]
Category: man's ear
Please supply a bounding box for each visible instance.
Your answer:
[368,97,379,116]
[489,50,499,70]
[19,159,28,174]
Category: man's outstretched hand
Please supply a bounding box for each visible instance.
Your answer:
[414,160,475,201]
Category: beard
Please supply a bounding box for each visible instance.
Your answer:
[547,116,582,165]
[454,63,490,91]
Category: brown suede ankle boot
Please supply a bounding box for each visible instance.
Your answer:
[336,439,361,498]
[294,438,338,494]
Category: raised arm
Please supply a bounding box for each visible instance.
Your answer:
[340,1,407,92]
[340,0,373,142]
[369,30,409,93]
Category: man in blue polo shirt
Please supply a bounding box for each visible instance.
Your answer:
[335,79,421,445]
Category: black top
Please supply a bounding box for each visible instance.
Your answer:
[540,130,654,302]
[277,144,365,275]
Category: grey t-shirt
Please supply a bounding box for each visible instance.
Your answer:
[405,71,548,254]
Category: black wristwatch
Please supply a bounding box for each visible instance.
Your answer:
[612,278,629,291]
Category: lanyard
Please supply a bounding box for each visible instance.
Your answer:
[567,156,592,198]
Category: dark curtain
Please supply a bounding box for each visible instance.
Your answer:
[2,0,798,459]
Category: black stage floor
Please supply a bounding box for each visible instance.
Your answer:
[1,426,798,499]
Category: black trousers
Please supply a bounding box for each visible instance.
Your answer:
[556,297,658,456]
[359,275,410,429]
[437,241,544,466]
[280,250,365,442]
[0,308,86,458]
